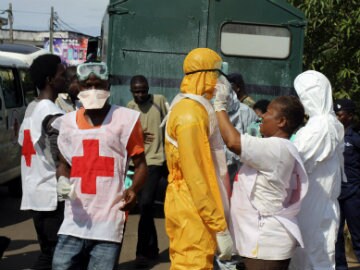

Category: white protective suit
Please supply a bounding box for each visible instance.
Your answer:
[290,70,345,270]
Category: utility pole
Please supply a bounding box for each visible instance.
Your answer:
[8,3,13,43]
[49,6,54,53]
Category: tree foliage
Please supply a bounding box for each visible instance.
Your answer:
[288,0,360,101]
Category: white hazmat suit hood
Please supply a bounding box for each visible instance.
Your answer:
[290,70,345,270]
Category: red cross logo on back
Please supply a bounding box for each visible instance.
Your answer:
[22,129,36,167]
[71,139,115,194]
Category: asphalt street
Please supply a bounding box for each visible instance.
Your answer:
[0,184,359,270]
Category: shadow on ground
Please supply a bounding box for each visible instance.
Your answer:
[0,240,40,269]
[118,248,169,270]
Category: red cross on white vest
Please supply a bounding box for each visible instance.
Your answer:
[71,139,115,194]
[22,129,36,167]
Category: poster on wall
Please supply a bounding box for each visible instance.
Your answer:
[44,38,88,66]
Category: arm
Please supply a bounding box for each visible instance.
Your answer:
[213,75,241,155]
[216,110,241,155]
[121,152,148,211]
[56,153,71,179]
[43,114,63,167]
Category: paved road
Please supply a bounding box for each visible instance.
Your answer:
[0,185,359,270]
[0,185,170,270]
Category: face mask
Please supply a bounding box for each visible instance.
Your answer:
[77,89,110,109]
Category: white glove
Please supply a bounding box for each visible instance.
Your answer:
[213,75,231,112]
[57,176,76,201]
[216,229,234,261]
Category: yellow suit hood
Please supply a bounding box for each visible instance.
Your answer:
[180,48,222,99]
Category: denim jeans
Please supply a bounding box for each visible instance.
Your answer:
[52,234,121,270]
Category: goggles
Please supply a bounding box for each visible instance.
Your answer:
[185,61,229,78]
[76,62,109,81]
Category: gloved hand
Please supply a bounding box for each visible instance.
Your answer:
[57,176,76,201]
[216,228,234,261]
[213,75,231,112]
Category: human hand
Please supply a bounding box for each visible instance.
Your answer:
[57,176,76,201]
[119,188,137,211]
[143,130,155,144]
[216,229,234,260]
[213,75,231,112]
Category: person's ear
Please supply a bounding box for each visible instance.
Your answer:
[278,116,287,129]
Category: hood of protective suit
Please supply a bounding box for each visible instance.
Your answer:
[180,48,222,99]
[294,70,334,117]
[293,70,344,174]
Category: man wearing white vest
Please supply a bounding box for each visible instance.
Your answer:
[18,54,66,270]
[52,62,148,270]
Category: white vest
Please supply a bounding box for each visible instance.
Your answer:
[231,139,308,257]
[53,105,140,243]
[164,93,231,221]
[18,99,64,211]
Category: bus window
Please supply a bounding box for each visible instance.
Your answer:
[0,68,22,108]
[220,23,291,59]
[19,69,37,105]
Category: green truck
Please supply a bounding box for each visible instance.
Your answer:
[101,0,306,106]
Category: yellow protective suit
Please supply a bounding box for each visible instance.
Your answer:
[164,48,228,270]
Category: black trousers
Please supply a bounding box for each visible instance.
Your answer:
[243,257,290,270]
[31,201,64,270]
[136,165,163,258]
[335,187,360,270]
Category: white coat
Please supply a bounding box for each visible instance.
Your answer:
[290,70,345,270]
[231,135,308,260]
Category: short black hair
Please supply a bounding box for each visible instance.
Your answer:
[253,99,270,114]
[272,96,305,135]
[30,54,61,90]
[227,73,245,90]
[130,75,148,87]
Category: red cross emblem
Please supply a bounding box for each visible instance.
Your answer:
[21,129,36,167]
[71,139,114,194]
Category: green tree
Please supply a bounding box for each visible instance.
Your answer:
[288,0,360,101]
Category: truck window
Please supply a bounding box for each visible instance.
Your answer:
[220,23,291,59]
[19,69,37,105]
[0,68,22,108]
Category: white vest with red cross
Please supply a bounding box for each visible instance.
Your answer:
[54,105,140,243]
[18,99,64,211]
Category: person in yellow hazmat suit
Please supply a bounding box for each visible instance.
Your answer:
[163,48,234,270]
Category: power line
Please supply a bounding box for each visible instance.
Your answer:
[12,9,50,15]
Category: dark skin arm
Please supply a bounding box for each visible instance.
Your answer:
[216,110,242,155]
[56,153,71,179]
[120,152,148,211]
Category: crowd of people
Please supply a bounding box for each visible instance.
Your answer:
[1,47,358,270]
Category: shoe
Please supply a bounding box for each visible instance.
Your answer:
[135,255,150,268]
[0,236,10,258]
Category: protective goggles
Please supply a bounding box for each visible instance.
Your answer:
[185,61,229,78]
[76,62,109,81]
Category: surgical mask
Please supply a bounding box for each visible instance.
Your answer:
[77,89,110,109]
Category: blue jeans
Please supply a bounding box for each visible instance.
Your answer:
[52,235,121,270]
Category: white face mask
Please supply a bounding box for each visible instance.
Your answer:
[77,89,110,109]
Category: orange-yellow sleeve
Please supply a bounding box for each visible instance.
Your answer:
[126,119,145,157]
